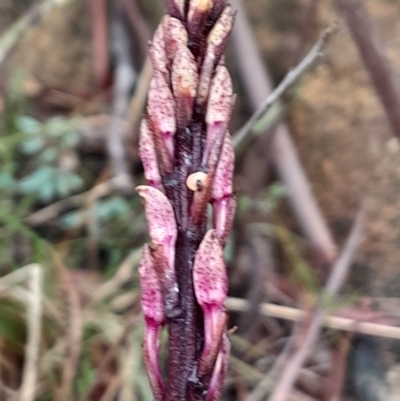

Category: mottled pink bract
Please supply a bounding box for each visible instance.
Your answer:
[139,245,165,325]
[193,229,228,308]
[136,186,177,270]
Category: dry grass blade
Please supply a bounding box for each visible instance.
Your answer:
[19,264,43,401]
[267,210,364,401]
[60,269,83,401]
[226,297,400,340]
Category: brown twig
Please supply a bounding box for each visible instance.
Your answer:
[60,269,83,401]
[335,0,400,139]
[89,0,109,88]
[230,0,337,264]
[118,0,151,62]
[107,4,137,187]
[233,26,334,148]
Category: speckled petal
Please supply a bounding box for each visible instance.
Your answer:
[136,186,177,269]
[147,72,176,167]
[193,229,228,309]
[139,119,162,190]
[171,44,198,128]
[204,66,233,164]
[139,245,165,324]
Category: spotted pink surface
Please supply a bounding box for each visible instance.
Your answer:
[136,186,177,270]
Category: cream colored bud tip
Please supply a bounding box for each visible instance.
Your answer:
[198,0,213,12]
[186,172,208,192]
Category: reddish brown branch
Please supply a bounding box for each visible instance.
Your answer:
[335,0,400,139]
[89,0,109,88]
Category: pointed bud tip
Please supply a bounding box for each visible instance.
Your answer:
[139,245,165,324]
[193,229,228,308]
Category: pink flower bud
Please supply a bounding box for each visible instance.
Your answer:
[139,245,165,325]
[136,186,177,270]
[207,5,235,51]
[188,0,214,37]
[213,196,236,249]
[147,72,176,170]
[139,119,163,190]
[211,134,235,246]
[196,6,234,106]
[206,332,230,401]
[171,44,199,128]
[164,16,188,63]
[149,21,169,83]
[193,229,228,375]
[211,134,234,202]
[194,230,227,307]
[139,246,165,401]
[203,66,234,165]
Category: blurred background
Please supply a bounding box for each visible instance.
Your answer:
[0,0,400,400]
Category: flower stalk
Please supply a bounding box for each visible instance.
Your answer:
[137,2,236,401]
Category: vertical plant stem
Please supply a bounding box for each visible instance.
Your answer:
[335,0,400,139]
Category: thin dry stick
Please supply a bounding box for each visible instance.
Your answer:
[89,0,109,87]
[230,0,337,264]
[226,298,400,340]
[60,269,83,401]
[267,210,364,401]
[335,0,400,139]
[126,58,153,131]
[233,26,334,148]
[107,4,137,187]
[25,174,132,226]
[19,264,43,401]
[119,0,151,61]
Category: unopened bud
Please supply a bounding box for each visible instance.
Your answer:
[172,44,198,128]
[193,230,228,375]
[203,66,234,165]
[188,0,214,37]
[149,22,169,82]
[139,245,165,325]
[194,229,227,313]
[139,245,165,401]
[208,5,234,50]
[214,196,236,248]
[196,6,234,106]
[139,119,163,190]
[136,186,177,270]
[211,135,235,246]
[147,72,176,170]
[211,134,234,202]
[164,16,188,63]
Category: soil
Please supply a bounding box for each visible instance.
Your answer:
[243,0,400,297]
